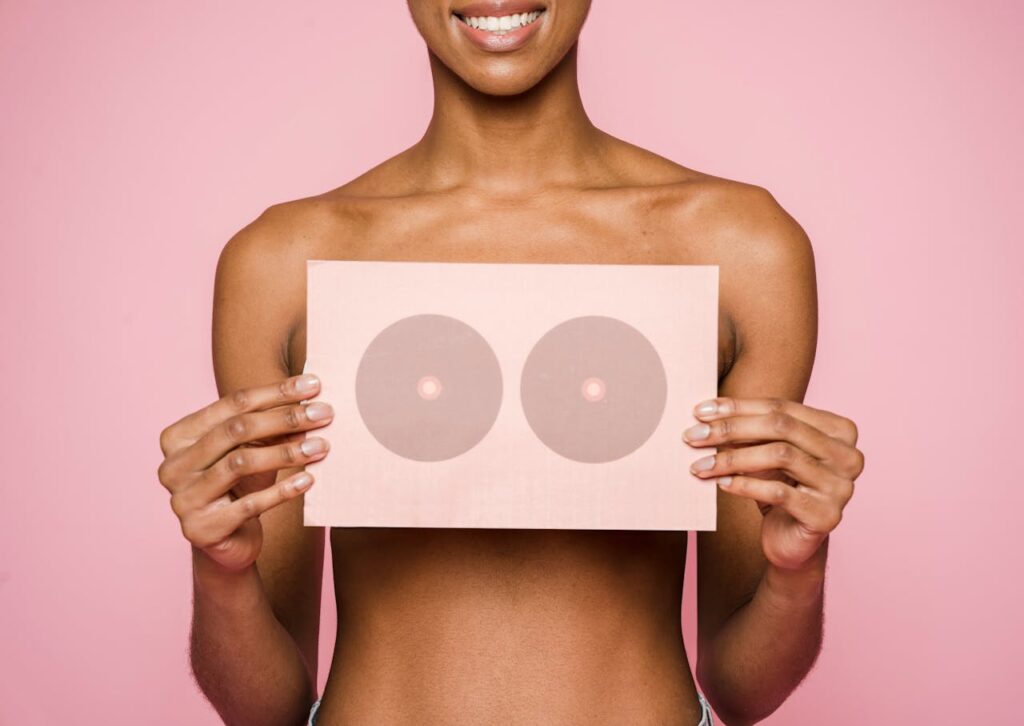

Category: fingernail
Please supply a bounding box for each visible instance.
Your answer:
[305,402,333,421]
[717,476,733,487]
[683,423,710,441]
[289,473,313,492]
[296,374,320,393]
[300,437,327,456]
[695,400,718,416]
[690,455,716,473]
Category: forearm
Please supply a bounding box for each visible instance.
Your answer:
[697,538,828,726]
[189,547,316,726]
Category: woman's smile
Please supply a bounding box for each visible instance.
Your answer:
[452,1,548,52]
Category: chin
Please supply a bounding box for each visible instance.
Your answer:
[408,0,591,96]
[458,59,554,97]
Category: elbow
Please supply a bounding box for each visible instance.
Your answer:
[696,656,777,726]
[696,655,823,726]
[697,684,774,726]
[700,697,766,726]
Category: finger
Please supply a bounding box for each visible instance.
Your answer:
[185,400,335,471]
[714,475,843,534]
[693,397,858,447]
[683,411,833,449]
[204,471,316,546]
[178,436,330,510]
[160,374,321,456]
[179,470,314,549]
[689,441,850,496]
[683,411,852,472]
[162,426,313,495]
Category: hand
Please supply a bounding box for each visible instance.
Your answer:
[157,373,333,572]
[682,397,864,571]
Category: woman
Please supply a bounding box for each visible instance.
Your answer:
[157,2,865,724]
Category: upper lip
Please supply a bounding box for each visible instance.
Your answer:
[452,1,546,17]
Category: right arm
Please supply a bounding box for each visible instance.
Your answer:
[158,208,332,726]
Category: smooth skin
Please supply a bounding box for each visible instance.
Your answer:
[157,1,865,724]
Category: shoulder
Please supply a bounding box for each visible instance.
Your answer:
[639,167,817,321]
[693,178,816,333]
[630,158,818,383]
[604,135,815,276]
[211,154,415,359]
[211,190,374,375]
[644,166,814,274]
[677,177,818,395]
[216,195,354,279]
[214,151,416,275]
[700,178,813,274]
[213,186,392,314]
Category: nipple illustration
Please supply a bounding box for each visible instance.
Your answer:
[520,315,667,463]
[581,376,606,402]
[355,314,502,462]
[417,375,443,401]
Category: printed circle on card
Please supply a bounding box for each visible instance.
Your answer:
[520,315,668,463]
[355,313,503,461]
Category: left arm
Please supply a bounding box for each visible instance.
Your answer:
[687,186,864,725]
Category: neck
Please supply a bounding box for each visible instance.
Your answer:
[410,43,603,195]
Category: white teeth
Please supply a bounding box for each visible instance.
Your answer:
[458,10,544,34]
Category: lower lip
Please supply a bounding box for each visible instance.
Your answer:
[453,12,545,53]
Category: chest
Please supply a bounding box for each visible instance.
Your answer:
[288,198,737,383]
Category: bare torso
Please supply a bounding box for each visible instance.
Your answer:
[271,135,754,724]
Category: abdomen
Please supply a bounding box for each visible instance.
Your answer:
[317,527,703,724]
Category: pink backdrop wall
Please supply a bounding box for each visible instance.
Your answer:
[2,1,1020,723]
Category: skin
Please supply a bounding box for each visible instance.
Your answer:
[157,1,866,724]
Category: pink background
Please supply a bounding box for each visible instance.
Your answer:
[1,1,1020,723]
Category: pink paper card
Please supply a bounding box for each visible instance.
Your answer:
[303,260,719,530]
